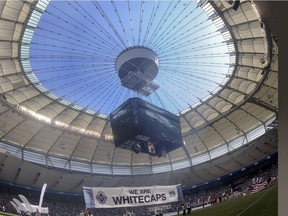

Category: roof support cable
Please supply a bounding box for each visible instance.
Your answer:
[145,1,174,46]
[160,65,226,86]
[71,1,123,53]
[94,79,124,114]
[36,18,115,55]
[127,0,136,46]
[137,0,144,46]
[95,82,123,112]
[93,84,122,114]
[43,72,117,108]
[149,0,182,49]
[111,0,132,47]
[156,29,221,55]
[155,86,183,114]
[92,1,127,49]
[150,1,198,50]
[75,74,119,106]
[141,0,159,46]
[30,39,116,57]
[157,69,216,103]
[154,91,167,111]
[158,41,227,58]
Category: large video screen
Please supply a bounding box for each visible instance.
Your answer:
[109,98,183,156]
[109,99,137,148]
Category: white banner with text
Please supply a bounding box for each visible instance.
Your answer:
[83,184,183,208]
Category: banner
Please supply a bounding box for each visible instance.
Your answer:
[83,184,182,208]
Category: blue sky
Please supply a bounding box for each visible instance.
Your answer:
[29,0,230,116]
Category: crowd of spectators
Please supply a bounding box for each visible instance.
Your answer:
[0,161,277,216]
[178,162,278,213]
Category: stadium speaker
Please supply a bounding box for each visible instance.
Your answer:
[226,0,240,11]
[232,0,240,11]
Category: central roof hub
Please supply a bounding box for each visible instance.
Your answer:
[115,47,160,96]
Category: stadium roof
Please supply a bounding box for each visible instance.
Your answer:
[0,0,278,192]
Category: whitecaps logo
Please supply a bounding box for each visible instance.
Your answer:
[96,191,107,205]
[169,190,176,197]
